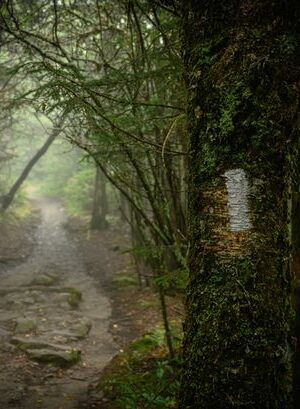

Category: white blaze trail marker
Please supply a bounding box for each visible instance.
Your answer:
[224,168,252,232]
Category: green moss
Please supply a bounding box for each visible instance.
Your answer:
[67,287,82,308]
[112,274,139,288]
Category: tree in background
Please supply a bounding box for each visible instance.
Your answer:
[90,164,108,230]
[179,1,300,408]
[1,117,64,211]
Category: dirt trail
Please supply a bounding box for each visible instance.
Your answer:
[0,198,119,409]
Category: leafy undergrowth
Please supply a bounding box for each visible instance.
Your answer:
[0,189,34,223]
[97,327,182,409]
[66,221,185,408]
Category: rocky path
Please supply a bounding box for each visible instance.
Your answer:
[0,199,119,409]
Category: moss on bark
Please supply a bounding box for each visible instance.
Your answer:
[179,1,300,407]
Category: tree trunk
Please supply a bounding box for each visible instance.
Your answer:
[292,185,300,408]
[119,191,128,222]
[179,1,300,408]
[90,165,108,230]
[1,120,63,211]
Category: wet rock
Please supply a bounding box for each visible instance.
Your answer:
[48,292,71,310]
[11,336,70,350]
[11,337,52,350]
[0,327,10,339]
[49,320,92,342]
[14,318,37,334]
[26,348,81,367]
[48,330,79,343]
[31,274,59,287]
[72,319,92,339]
[10,336,81,365]
[1,342,16,353]
[0,311,19,321]
[23,297,35,305]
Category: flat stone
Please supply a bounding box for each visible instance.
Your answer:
[26,348,81,367]
[49,319,92,342]
[31,274,59,287]
[0,328,10,339]
[49,325,90,342]
[14,318,37,334]
[23,297,35,305]
[0,312,19,320]
[72,319,92,340]
[48,330,79,343]
[11,337,70,351]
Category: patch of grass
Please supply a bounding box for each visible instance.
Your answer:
[139,299,158,310]
[98,326,182,409]
[129,328,166,356]
[112,274,139,288]
[68,348,81,365]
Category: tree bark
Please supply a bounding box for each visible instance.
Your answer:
[1,120,63,211]
[90,165,108,230]
[291,184,300,408]
[119,191,128,222]
[179,1,300,408]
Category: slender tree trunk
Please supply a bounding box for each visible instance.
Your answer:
[158,282,174,359]
[130,203,144,288]
[179,1,300,408]
[119,191,128,222]
[1,121,63,211]
[90,165,108,230]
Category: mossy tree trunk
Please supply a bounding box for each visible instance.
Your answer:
[291,183,300,407]
[179,1,300,408]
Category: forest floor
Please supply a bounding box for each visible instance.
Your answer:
[0,197,182,409]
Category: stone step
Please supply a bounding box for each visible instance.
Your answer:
[26,348,81,367]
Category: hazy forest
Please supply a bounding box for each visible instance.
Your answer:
[0,1,300,408]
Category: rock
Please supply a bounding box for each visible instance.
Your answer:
[14,318,37,334]
[0,311,19,320]
[26,348,81,367]
[49,322,91,342]
[0,327,10,339]
[72,319,92,340]
[10,336,81,366]
[48,330,80,342]
[31,274,59,287]
[11,337,51,350]
[23,297,35,305]
[11,337,70,351]
[2,342,16,353]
